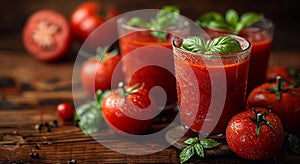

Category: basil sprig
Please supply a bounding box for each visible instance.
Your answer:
[127,5,180,40]
[180,36,242,55]
[196,9,263,34]
[179,137,220,163]
[74,90,111,134]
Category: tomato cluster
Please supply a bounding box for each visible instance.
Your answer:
[22,1,119,62]
[225,65,300,160]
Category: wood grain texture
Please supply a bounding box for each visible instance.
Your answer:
[0,51,300,163]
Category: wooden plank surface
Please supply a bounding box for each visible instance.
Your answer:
[1,50,300,163]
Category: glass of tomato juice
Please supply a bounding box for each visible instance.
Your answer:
[117,13,189,109]
[205,18,274,94]
[172,34,251,134]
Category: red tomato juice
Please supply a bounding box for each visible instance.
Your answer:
[119,31,177,107]
[240,29,272,94]
[173,36,251,134]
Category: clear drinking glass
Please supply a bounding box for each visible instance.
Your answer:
[117,11,190,109]
[205,18,274,94]
[173,33,251,134]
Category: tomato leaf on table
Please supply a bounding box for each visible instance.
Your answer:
[74,90,110,134]
[179,137,219,163]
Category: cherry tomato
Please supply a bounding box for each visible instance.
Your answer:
[248,76,300,134]
[80,50,122,95]
[56,102,75,121]
[22,9,71,62]
[101,83,158,135]
[226,108,284,160]
[70,1,105,41]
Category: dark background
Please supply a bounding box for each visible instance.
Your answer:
[0,0,299,52]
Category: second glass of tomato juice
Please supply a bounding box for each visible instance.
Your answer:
[199,15,274,94]
[172,34,251,134]
[117,9,189,109]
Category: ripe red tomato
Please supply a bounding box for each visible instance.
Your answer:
[247,76,300,134]
[226,108,284,160]
[23,9,71,62]
[80,50,122,95]
[70,1,105,41]
[266,66,289,82]
[56,102,75,121]
[101,83,158,135]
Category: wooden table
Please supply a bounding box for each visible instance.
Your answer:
[0,50,300,163]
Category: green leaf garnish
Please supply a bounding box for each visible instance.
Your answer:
[126,5,180,40]
[196,9,263,34]
[74,90,111,134]
[180,36,242,55]
[179,137,219,163]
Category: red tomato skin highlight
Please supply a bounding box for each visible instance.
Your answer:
[226,108,284,160]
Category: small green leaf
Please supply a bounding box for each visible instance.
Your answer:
[194,143,204,158]
[127,17,149,28]
[196,9,263,34]
[208,36,242,54]
[95,89,111,106]
[239,12,263,27]
[127,6,180,40]
[184,137,199,145]
[75,101,103,134]
[200,138,220,149]
[225,9,239,26]
[180,145,195,163]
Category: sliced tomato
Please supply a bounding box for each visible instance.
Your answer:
[22,9,71,62]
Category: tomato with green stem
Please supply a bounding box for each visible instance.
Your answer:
[101,82,158,135]
[80,48,122,95]
[226,107,284,160]
[248,76,300,134]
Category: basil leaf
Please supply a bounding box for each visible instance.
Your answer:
[200,138,220,149]
[184,137,198,145]
[181,36,207,53]
[196,9,263,33]
[181,36,242,55]
[179,145,195,163]
[75,101,103,134]
[127,6,179,40]
[208,36,242,54]
[196,11,224,26]
[225,9,239,26]
[194,143,204,158]
[126,17,149,28]
[239,12,263,27]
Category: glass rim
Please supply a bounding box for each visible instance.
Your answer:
[172,33,252,58]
